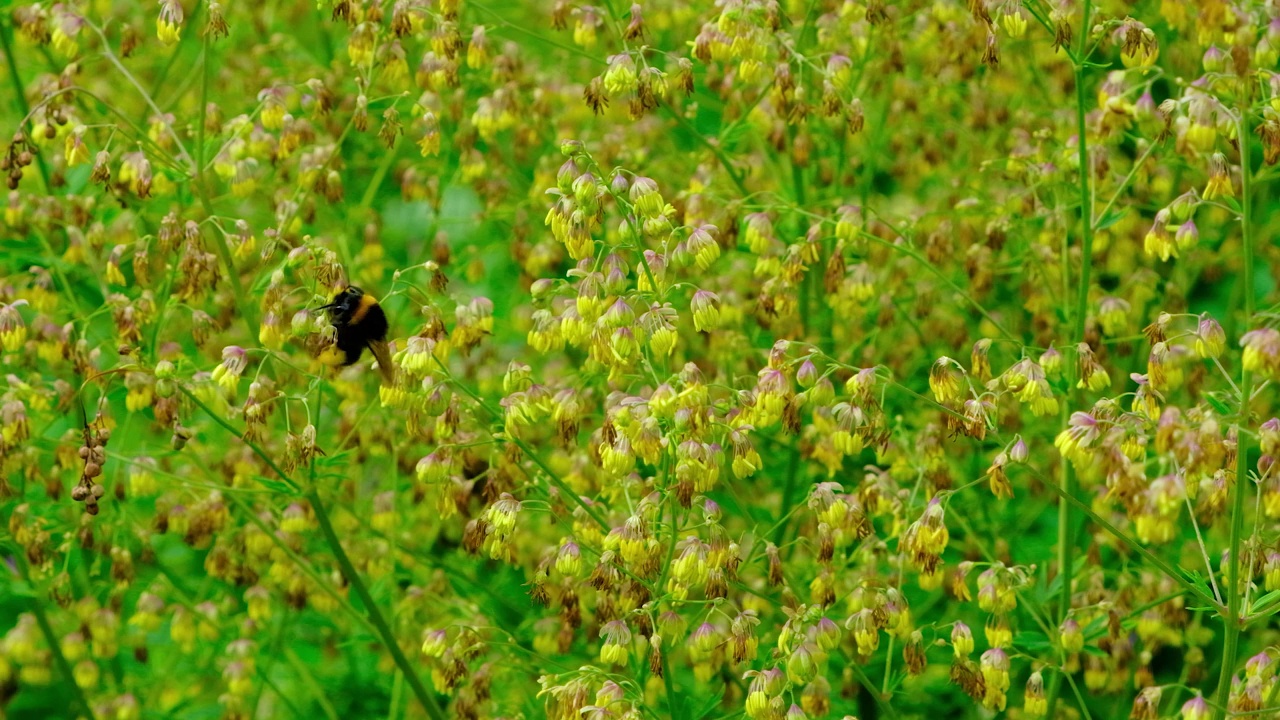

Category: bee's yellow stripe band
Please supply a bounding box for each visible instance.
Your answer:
[351,293,378,324]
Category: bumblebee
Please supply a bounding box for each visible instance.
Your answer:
[319,285,395,384]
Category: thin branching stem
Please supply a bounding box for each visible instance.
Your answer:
[178,383,444,720]
[19,558,98,720]
[1048,1,1095,711]
[1213,94,1258,720]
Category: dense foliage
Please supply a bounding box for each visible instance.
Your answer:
[2,0,1279,718]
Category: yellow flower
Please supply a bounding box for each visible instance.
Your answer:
[64,129,90,166]
[156,0,184,45]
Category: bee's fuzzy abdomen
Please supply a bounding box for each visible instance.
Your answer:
[325,286,390,370]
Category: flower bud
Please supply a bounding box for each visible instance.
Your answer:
[1175,220,1198,251]
[691,290,721,332]
[1195,314,1225,359]
[1024,671,1047,717]
[951,621,974,657]
[1009,436,1028,463]
[1203,45,1225,72]
[1181,695,1210,720]
[1060,617,1083,653]
[421,629,448,657]
[785,642,819,684]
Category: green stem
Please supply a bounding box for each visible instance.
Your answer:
[787,122,817,339]
[85,20,195,168]
[1020,0,1079,64]
[511,434,610,531]
[177,382,444,720]
[223,492,379,635]
[660,650,682,720]
[258,673,307,720]
[1091,139,1160,231]
[197,34,210,184]
[433,357,610,530]
[1,20,51,190]
[308,487,447,720]
[248,610,292,717]
[349,139,401,267]
[654,451,679,593]
[853,229,1018,342]
[1069,15,1095,347]
[845,657,898,719]
[19,85,188,174]
[143,0,204,118]
[177,385,300,491]
[307,383,447,720]
[148,260,179,361]
[1213,98,1257,720]
[659,99,750,197]
[1049,3,1094,712]
[21,560,98,720]
[192,35,257,338]
[772,447,800,547]
[1041,460,1215,607]
[1062,670,1095,720]
[887,378,1219,607]
[283,647,342,720]
[468,1,603,62]
[357,139,398,209]
[34,231,89,316]
[387,670,404,720]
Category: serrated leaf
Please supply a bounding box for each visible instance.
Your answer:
[1082,616,1107,635]
[1253,589,1280,607]
[1206,394,1231,416]
[251,476,299,495]
[0,581,35,599]
[1248,590,1280,617]
[1094,207,1128,230]
[1045,554,1090,595]
[718,120,754,152]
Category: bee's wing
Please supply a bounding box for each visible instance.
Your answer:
[366,339,396,385]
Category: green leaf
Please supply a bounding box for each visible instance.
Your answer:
[1094,207,1128,230]
[1014,630,1052,651]
[1248,589,1280,616]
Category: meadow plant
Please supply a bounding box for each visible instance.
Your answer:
[1,0,1279,718]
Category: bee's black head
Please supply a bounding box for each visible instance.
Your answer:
[322,286,364,316]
